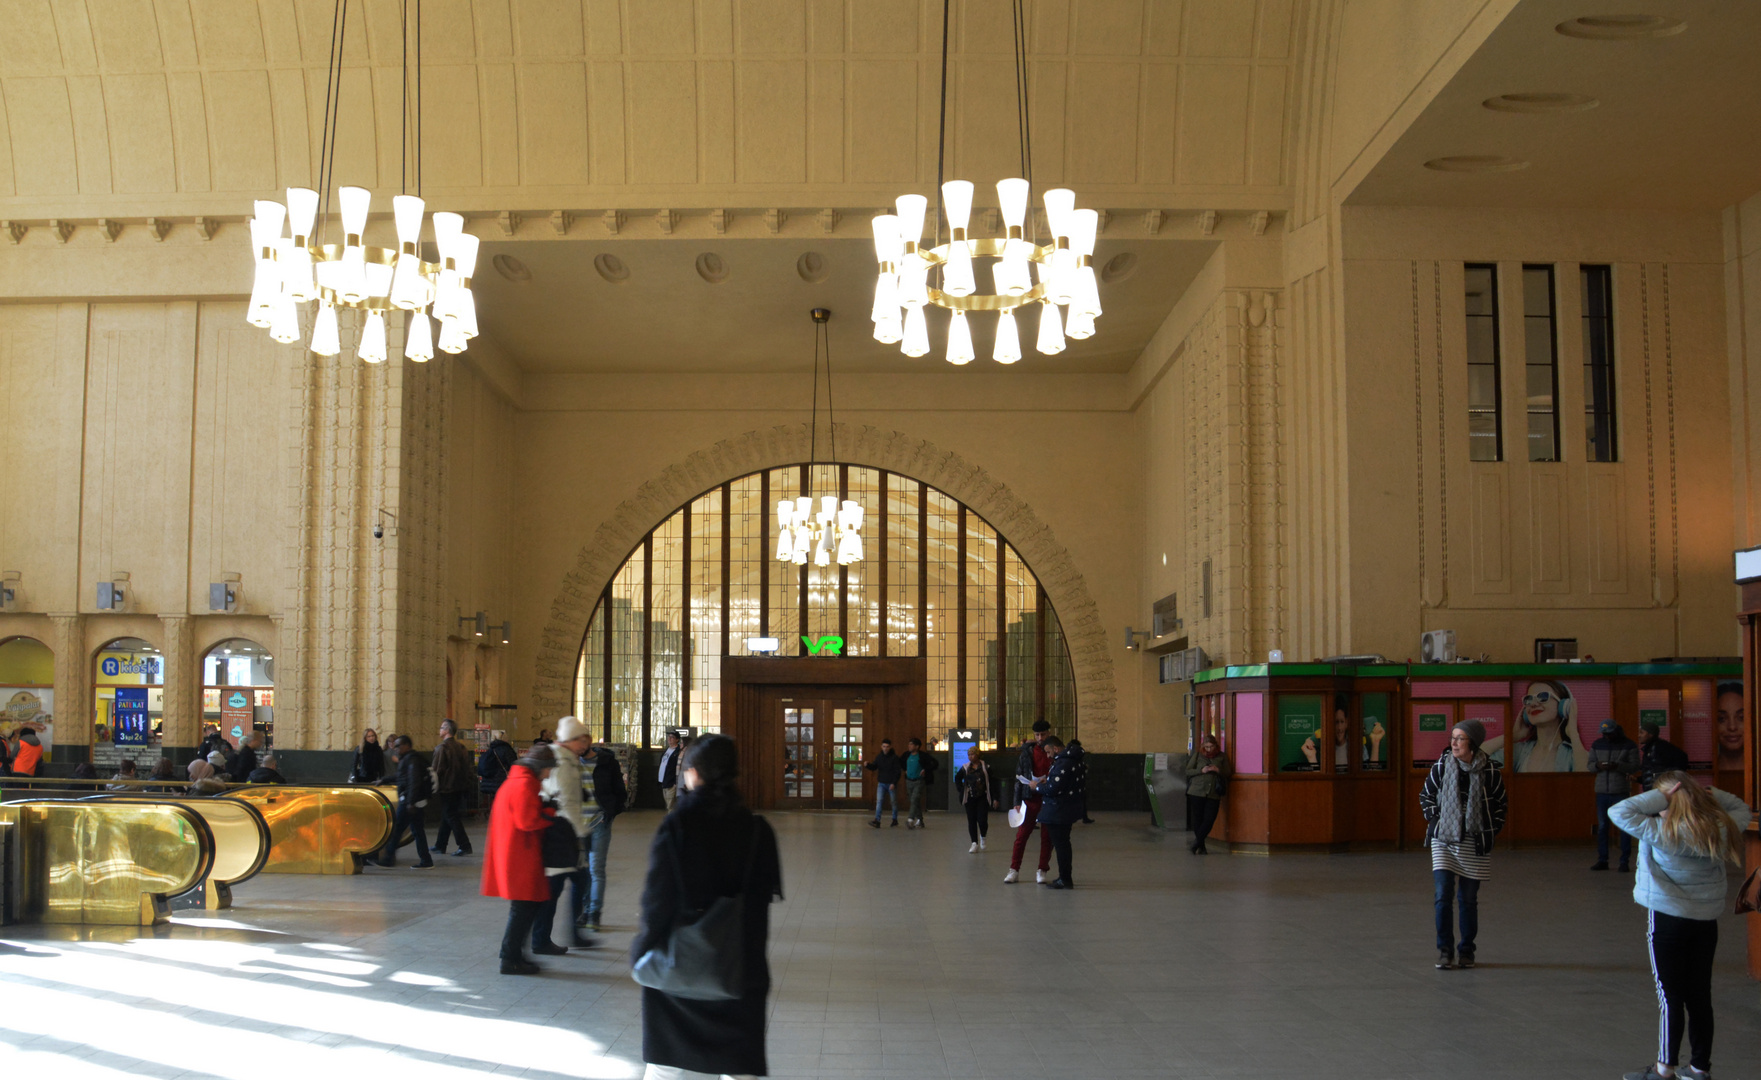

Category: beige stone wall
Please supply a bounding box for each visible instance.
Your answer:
[1724,191,1761,552]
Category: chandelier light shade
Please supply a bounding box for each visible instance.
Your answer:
[242,0,476,365]
[775,309,866,569]
[875,0,1105,364]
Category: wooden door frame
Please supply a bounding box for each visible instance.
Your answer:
[724,657,927,809]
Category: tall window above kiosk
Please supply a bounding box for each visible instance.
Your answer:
[573,466,1075,747]
[1522,265,1561,462]
[1465,264,1503,461]
[1581,265,1617,462]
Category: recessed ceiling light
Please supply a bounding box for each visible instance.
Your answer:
[796,251,829,283]
[492,253,531,282]
[1482,92,1599,113]
[1555,14,1685,40]
[1423,155,1531,173]
[695,252,730,284]
[593,253,630,282]
[1100,252,1138,284]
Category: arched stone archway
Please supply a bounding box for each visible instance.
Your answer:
[532,422,1118,747]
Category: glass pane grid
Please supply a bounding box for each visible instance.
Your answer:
[1003,548,1038,745]
[843,467,881,655]
[966,515,997,731]
[728,475,763,656]
[925,488,960,732]
[768,467,802,654]
[1465,264,1502,462]
[1581,265,1617,462]
[609,556,645,746]
[886,473,921,656]
[690,491,723,732]
[1522,265,1560,462]
[1044,604,1075,735]
[651,513,684,740]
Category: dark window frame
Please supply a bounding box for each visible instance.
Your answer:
[1581,265,1617,462]
[1522,264,1562,462]
[1465,263,1504,462]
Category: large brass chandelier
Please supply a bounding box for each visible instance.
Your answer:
[871,0,1103,364]
[244,0,476,363]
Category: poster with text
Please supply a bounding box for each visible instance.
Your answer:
[1,687,54,753]
[113,687,150,746]
[1411,705,1453,769]
[1277,694,1325,772]
[220,689,253,743]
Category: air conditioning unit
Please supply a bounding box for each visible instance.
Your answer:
[1420,630,1457,664]
[1158,646,1210,683]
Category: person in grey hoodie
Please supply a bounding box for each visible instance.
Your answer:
[1588,719,1640,871]
[1609,771,1751,1080]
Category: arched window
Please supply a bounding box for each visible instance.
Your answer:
[0,636,56,751]
[93,637,162,762]
[202,638,275,747]
[573,465,1075,747]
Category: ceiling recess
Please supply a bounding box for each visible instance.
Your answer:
[1482,92,1599,113]
[1555,14,1686,39]
[1423,155,1532,173]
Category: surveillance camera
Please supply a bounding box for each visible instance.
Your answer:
[372,523,384,539]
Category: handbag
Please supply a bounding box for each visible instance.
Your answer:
[1736,866,1761,916]
[631,817,765,1001]
[1007,803,1027,829]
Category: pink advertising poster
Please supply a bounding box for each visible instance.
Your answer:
[1233,692,1265,775]
[1411,703,1454,769]
[1500,678,1609,773]
[1681,679,1714,770]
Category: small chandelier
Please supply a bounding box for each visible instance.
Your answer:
[776,309,865,567]
[872,0,1103,365]
[244,0,476,363]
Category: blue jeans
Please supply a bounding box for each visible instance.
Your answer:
[586,818,612,919]
[873,782,898,822]
[1433,869,1480,956]
[1595,792,1632,865]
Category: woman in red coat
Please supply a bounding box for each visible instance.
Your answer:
[482,744,556,974]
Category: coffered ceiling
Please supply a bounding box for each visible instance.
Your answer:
[0,0,1301,219]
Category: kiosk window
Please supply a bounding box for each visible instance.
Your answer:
[1361,693,1390,771]
[1276,694,1325,772]
[1412,704,1454,769]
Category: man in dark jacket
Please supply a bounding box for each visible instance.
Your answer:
[1029,737,1084,889]
[865,739,904,828]
[247,754,287,784]
[228,732,262,783]
[901,738,939,829]
[1633,721,1689,789]
[478,737,517,801]
[375,735,433,869]
[581,745,629,932]
[433,719,476,856]
[1006,720,1055,884]
[1587,720,1639,871]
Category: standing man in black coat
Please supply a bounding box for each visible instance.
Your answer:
[1634,721,1690,789]
[432,719,475,856]
[657,731,683,812]
[228,732,262,783]
[1028,737,1084,889]
[865,739,905,828]
[375,735,433,869]
[581,744,629,932]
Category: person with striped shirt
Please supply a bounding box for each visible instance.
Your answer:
[1419,718,1508,971]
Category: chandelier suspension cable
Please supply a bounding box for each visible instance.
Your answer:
[1012,0,1035,245]
[776,309,864,568]
[317,0,347,244]
[824,316,837,465]
[808,312,821,463]
[933,0,951,290]
[400,0,407,195]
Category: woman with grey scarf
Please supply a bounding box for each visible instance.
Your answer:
[1418,718,1508,971]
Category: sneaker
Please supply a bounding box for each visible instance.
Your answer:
[969,842,979,853]
[453,848,472,857]
[1003,868,1019,884]
[978,837,986,850]
[1678,1065,1710,1080]
[1623,1069,1676,1080]
[532,941,568,956]
[1035,869,1046,884]
[411,861,434,870]
[890,819,899,827]
[1048,879,1072,890]
[1457,953,1475,969]
[917,818,926,828]
[500,960,540,976]
[906,819,916,830]
[1590,862,1609,871]
[583,915,601,933]
[1436,950,1454,970]
[868,819,880,829]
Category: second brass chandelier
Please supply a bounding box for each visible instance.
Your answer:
[871,0,1103,364]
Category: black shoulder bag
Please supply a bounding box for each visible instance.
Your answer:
[632,818,765,1001]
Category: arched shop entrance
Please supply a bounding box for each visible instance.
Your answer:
[573,464,1077,809]
[202,638,275,749]
[0,636,56,760]
[93,637,163,772]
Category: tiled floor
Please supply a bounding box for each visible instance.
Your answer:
[2,810,1758,1079]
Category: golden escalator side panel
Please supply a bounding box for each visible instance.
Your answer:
[0,801,213,925]
[81,796,270,909]
[228,786,394,875]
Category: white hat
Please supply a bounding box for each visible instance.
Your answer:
[207,750,228,767]
[555,715,590,743]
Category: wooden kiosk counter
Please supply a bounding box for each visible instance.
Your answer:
[1190,661,1745,855]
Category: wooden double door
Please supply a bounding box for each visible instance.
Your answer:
[775,688,879,810]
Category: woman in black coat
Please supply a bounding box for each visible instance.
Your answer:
[631,735,783,1079]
